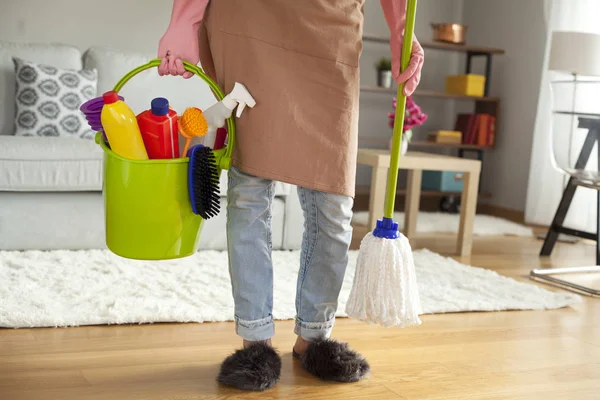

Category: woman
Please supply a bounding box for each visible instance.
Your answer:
[158,0,423,391]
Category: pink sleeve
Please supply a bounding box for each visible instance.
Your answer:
[379,0,423,95]
[168,0,210,29]
[380,0,407,47]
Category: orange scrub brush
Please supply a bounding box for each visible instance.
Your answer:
[179,107,208,156]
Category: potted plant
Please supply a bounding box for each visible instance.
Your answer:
[375,57,393,88]
[388,96,428,154]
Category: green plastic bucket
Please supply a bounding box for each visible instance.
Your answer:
[96,59,235,260]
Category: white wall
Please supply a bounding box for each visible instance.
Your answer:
[0,0,171,55]
[462,0,548,211]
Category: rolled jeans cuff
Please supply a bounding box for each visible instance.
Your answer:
[235,315,275,341]
[294,317,335,341]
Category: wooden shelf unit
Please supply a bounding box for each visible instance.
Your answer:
[408,141,491,150]
[356,139,492,152]
[361,86,499,102]
[361,34,504,144]
[362,34,506,54]
[360,34,506,204]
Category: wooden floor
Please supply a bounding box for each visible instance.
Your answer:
[1,234,599,400]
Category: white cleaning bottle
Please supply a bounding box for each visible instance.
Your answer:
[202,82,256,148]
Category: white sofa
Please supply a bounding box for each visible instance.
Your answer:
[0,41,304,251]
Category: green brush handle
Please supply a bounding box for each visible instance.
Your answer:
[111,59,236,169]
[385,0,418,219]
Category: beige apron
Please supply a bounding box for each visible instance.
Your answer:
[199,0,365,197]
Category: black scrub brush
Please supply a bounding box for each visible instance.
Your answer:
[187,144,220,219]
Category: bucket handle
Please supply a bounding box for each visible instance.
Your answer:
[110,59,235,170]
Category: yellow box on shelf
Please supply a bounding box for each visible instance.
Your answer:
[437,130,462,138]
[428,130,462,144]
[445,74,486,97]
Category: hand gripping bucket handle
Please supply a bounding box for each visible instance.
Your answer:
[96,59,236,261]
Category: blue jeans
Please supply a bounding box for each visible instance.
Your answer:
[226,166,353,341]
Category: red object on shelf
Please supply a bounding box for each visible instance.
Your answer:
[137,98,180,159]
[454,113,496,146]
[487,115,496,147]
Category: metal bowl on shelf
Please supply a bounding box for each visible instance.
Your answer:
[431,23,468,44]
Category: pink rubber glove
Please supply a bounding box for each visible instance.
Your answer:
[157,0,210,79]
[380,0,424,96]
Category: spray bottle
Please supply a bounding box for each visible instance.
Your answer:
[201,83,256,148]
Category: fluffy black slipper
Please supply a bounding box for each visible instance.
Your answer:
[217,342,281,391]
[295,339,370,382]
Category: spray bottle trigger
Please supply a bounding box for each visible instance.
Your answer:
[236,102,246,118]
[229,82,256,118]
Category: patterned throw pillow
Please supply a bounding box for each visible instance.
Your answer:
[12,57,98,139]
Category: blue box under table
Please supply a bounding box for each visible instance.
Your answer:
[421,170,465,192]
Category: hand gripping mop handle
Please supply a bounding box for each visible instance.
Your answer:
[110,59,236,170]
[385,0,418,220]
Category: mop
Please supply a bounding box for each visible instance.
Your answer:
[345,0,422,327]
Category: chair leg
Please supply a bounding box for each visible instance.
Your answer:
[541,126,598,258]
[540,177,578,257]
[530,266,600,297]
[534,173,600,297]
[597,190,600,265]
[531,121,600,297]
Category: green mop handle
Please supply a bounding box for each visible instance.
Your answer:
[384,0,418,219]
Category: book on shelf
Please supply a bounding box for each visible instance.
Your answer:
[454,113,496,147]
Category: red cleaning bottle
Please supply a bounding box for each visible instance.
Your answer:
[137,97,180,159]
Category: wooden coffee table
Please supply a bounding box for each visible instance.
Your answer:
[356,149,482,256]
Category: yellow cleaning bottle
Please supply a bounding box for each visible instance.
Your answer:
[101,91,148,160]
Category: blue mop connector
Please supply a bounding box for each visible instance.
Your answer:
[373,217,400,239]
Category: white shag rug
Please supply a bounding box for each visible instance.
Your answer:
[352,212,534,236]
[0,249,579,328]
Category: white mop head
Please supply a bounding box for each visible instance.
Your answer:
[346,231,422,327]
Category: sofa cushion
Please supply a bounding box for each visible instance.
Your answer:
[0,135,291,195]
[0,136,102,191]
[12,57,98,139]
[0,42,83,136]
[0,192,287,251]
[82,47,219,116]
